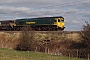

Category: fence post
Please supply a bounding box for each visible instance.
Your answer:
[77,49,79,58]
[48,48,49,54]
[69,53,70,60]
[88,54,89,60]
[35,47,37,52]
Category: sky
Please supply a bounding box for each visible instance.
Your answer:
[0,0,90,31]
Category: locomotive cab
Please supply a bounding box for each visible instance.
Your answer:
[54,18,65,30]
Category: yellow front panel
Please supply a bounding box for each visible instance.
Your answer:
[14,24,16,26]
[14,20,16,26]
[54,18,64,28]
[58,22,64,28]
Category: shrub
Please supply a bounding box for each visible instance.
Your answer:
[15,26,37,51]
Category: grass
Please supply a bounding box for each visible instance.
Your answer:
[0,48,86,60]
[0,32,82,49]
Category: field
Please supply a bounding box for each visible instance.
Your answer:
[0,48,86,60]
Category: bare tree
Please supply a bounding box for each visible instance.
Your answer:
[81,21,90,48]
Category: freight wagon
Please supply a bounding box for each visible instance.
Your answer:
[0,20,14,30]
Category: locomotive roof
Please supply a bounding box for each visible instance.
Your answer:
[37,16,63,18]
[16,16,64,20]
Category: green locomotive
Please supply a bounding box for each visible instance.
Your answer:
[14,16,65,31]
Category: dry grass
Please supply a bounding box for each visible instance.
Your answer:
[0,32,20,49]
[66,33,82,42]
[0,32,82,49]
[35,33,66,41]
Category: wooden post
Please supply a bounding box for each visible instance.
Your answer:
[45,46,47,54]
[44,39,50,54]
[35,47,37,52]
[69,53,70,60]
[77,49,78,58]
[88,54,89,60]
[48,48,49,54]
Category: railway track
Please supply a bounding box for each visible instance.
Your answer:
[0,31,80,34]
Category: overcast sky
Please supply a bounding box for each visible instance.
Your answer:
[0,0,90,31]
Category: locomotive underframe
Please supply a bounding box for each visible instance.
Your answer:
[13,25,64,31]
[0,25,13,30]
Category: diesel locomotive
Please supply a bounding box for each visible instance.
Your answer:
[0,16,65,31]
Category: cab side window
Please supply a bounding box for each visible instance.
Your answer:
[54,20,57,22]
[61,20,64,22]
[58,19,61,22]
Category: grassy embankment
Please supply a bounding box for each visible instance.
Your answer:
[0,32,81,49]
[0,48,86,60]
[0,32,85,60]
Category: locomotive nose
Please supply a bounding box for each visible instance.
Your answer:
[61,23,64,28]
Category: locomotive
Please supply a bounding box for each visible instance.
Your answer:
[0,16,65,31]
